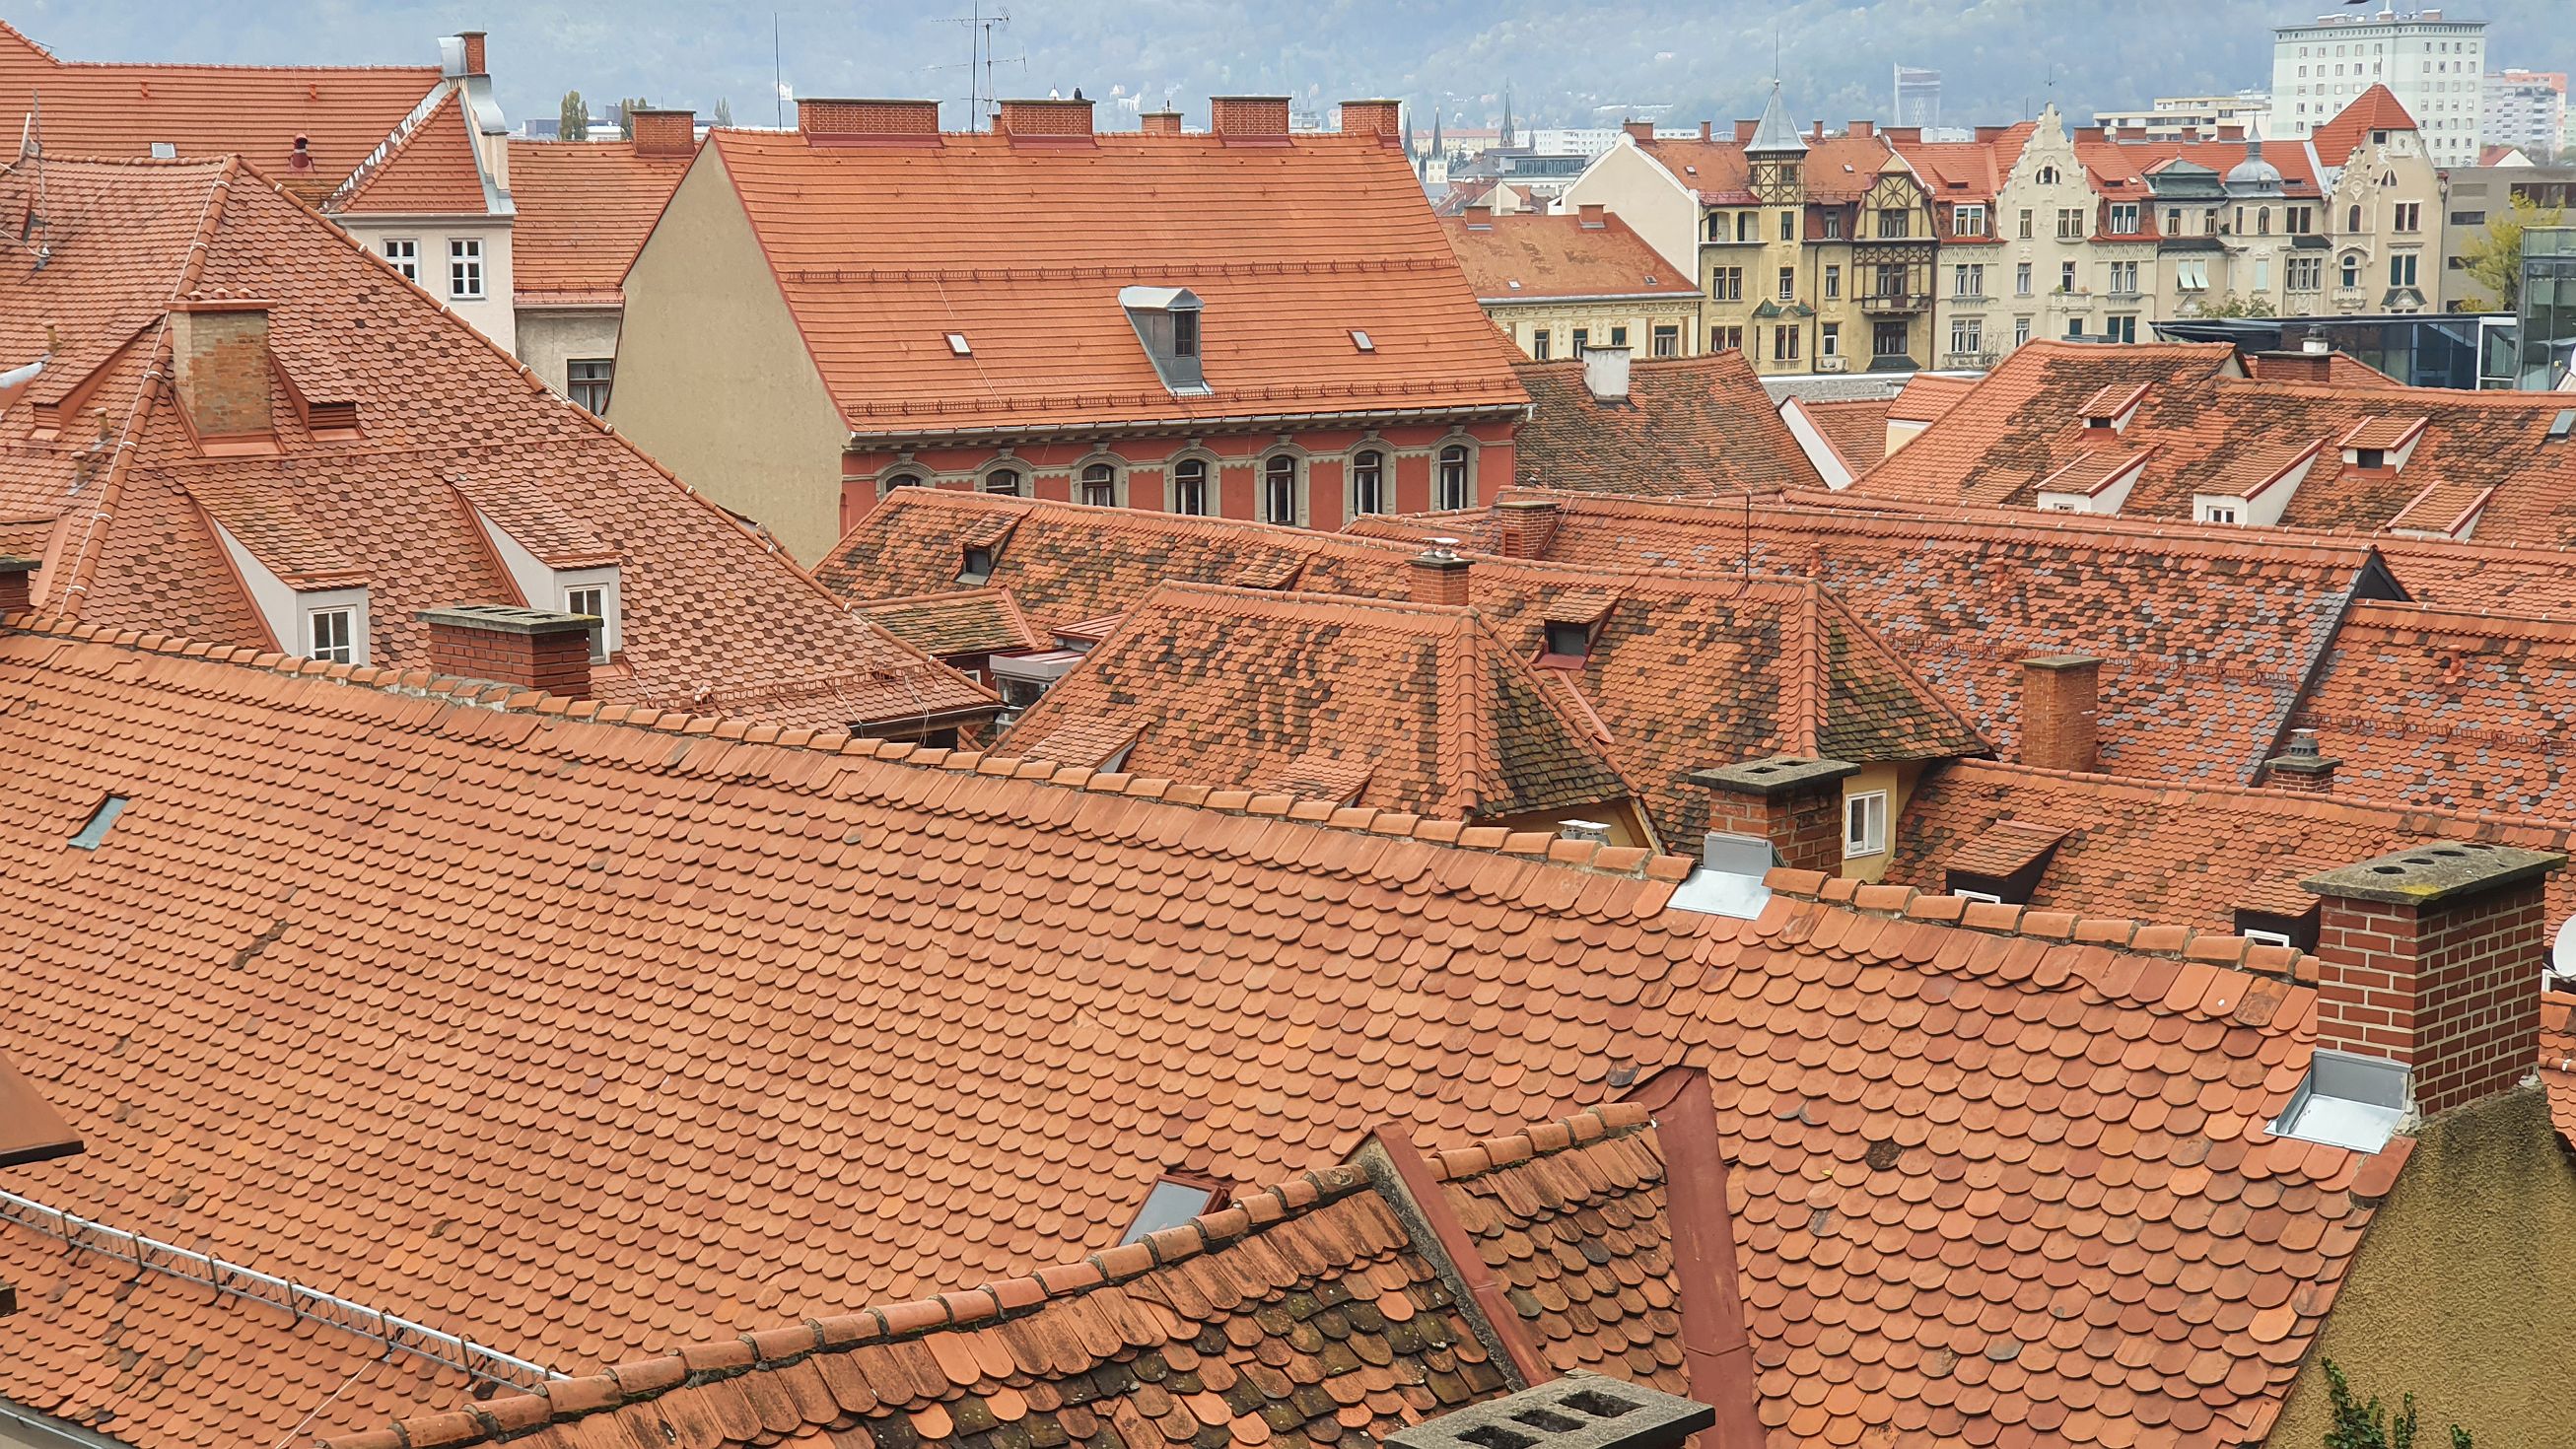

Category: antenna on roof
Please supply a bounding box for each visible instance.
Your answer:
[772,13,784,129]
[933,4,1025,131]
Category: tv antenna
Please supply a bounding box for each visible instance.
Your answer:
[930,4,1027,131]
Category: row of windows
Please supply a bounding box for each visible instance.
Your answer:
[381,237,487,301]
[1721,319,1914,362]
[1528,323,1680,361]
[883,448,1478,522]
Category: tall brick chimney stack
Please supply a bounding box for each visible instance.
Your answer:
[2020,655,2101,772]
[1687,756,1858,876]
[457,31,488,78]
[1407,541,1472,608]
[2304,842,2566,1115]
[419,605,595,699]
[169,296,276,443]
[629,107,697,157]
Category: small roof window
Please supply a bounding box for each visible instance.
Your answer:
[1120,1176,1228,1244]
[1351,329,1375,351]
[944,332,972,357]
[70,795,129,850]
[149,142,176,160]
[2550,408,2574,442]
[1542,620,1591,660]
[958,546,996,586]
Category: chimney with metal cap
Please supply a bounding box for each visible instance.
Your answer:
[2264,727,2339,794]
[1408,540,1472,608]
[1687,756,1858,875]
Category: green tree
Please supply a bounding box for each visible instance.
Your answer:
[558,90,587,141]
[713,97,734,127]
[617,98,652,141]
[2459,191,2567,311]
[2322,1360,2472,1449]
[2203,292,2277,319]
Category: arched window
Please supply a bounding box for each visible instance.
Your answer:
[1262,455,1299,525]
[1350,448,1387,517]
[1437,445,1472,511]
[880,472,924,497]
[1170,457,1210,516]
[2258,206,2271,236]
[2341,253,2361,288]
[2347,204,2363,232]
[982,467,1023,497]
[1079,461,1118,508]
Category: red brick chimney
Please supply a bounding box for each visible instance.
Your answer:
[2258,329,2336,383]
[1407,542,1472,608]
[2020,655,2100,772]
[419,605,594,698]
[997,97,1095,142]
[455,31,488,78]
[169,296,276,444]
[799,98,942,146]
[1732,120,1757,143]
[1847,120,1875,138]
[1577,202,1608,229]
[2264,727,2339,794]
[629,107,697,157]
[1210,96,1291,143]
[1495,498,1561,560]
[1623,120,1654,143]
[1340,99,1403,146]
[2304,842,2567,1115]
[1140,109,1184,136]
[0,556,35,616]
[1687,756,1858,875]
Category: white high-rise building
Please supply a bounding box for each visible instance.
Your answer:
[2484,69,2566,158]
[2271,9,2486,168]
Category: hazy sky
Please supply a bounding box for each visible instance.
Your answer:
[14,1,2574,134]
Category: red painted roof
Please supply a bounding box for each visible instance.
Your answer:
[1511,352,1826,495]
[2309,85,2420,170]
[1800,397,1889,466]
[1440,210,1699,301]
[705,128,1527,438]
[0,157,992,732]
[0,21,440,199]
[507,139,693,304]
[333,89,486,215]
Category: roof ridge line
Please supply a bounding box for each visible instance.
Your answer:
[1760,866,2323,1005]
[1422,1102,1654,1183]
[2,616,1699,889]
[319,1165,1384,1449]
[328,84,464,211]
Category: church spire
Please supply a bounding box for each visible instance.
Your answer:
[1500,85,1516,149]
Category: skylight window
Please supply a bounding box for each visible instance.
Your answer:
[1351,329,1375,351]
[70,795,129,850]
[2551,408,2574,442]
[944,333,972,357]
[1119,1177,1227,1244]
[150,142,176,160]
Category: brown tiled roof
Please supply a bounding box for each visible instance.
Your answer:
[1799,397,1888,466]
[0,21,442,199]
[1886,758,2576,929]
[2288,600,2576,817]
[0,157,990,732]
[858,587,1043,658]
[507,139,693,304]
[1636,130,1899,208]
[999,582,1643,824]
[1848,342,2576,546]
[1439,211,1700,302]
[1510,353,1826,496]
[334,89,487,215]
[325,1161,1508,1449]
[1348,491,2385,785]
[2542,993,2576,1149]
[708,129,1526,438]
[823,492,1990,844]
[1943,818,2071,878]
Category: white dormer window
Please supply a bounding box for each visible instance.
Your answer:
[1119,287,1210,396]
[471,508,623,661]
[2196,501,2241,524]
[308,606,356,664]
[561,577,620,662]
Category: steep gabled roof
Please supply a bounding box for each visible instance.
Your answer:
[332,89,488,215]
[507,138,694,305]
[1510,352,1826,495]
[1000,582,1642,822]
[0,157,991,731]
[0,21,442,199]
[705,128,1527,439]
[1440,209,1700,302]
[856,586,1043,657]
[2309,85,2420,171]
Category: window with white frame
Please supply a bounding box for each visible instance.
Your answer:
[1079,462,1119,508]
[1350,448,1388,517]
[1949,316,1983,356]
[307,606,356,664]
[448,239,484,300]
[1436,445,1472,511]
[1650,324,1680,358]
[1170,457,1210,516]
[880,471,925,497]
[567,359,613,414]
[383,238,419,283]
[1843,790,1888,858]
[1954,204,1986,237]
[2015,261,2033,296]
[1262,454,1299,524]
[983,467,1023,497]
[2014,316,2031,347]
[564,585,612,661]
[2109,260,2139,295]
[1953,262,1984,299]
[2109,203,2140,234]
[2196,500,2241,524]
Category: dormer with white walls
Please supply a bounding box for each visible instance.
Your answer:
[463,497,624,662]
[2034,446,2156,515]
[2337,416,2428,474]
[200,516,372,666]
[2192,439,2324,527]
[2075,381,2149,437]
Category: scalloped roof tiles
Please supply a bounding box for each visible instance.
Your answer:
[1440,211,1701,303]
[1508,353,1826,497]
[0,157,990,732]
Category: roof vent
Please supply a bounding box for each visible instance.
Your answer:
[69,795,130,851]
[150,141,176,160]
[1560,819,1613,845]
[1119,287,1208,395]
[1383,1374,1714,1449]
[2302,326,2332,356]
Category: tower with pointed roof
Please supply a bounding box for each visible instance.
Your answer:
[1499,85,1516,150]
[1748,81,1806,206]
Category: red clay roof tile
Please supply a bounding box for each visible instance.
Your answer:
[333,89,488,214]
[1439,211,1701,302]
[507,139,693,303]
[1510,352,1826,496]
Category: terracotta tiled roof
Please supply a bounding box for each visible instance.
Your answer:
[1439,211,1700,302]
[707,129,1526,438]
[1000,582,1643,824]
[333,89,488,215]
[822,492,1989,844]
[0,21,441,199]
[2084,133,2322,196]
[1887,124,2035,211]
[0,157,990,732]
[1630,136,1753,202]
[1510,353,1827,495]
[2374,534,2576,615]
[2242,351,2403,388]
[2541,993,2576,1148]
[1800,397,1888,465]
[1848,342,2576,546]
[1886,372,1978,426]
[2308,86,2419,170]
[1348,491,2383,784]
[0,1050,79,1168]
[325,1160,1509,1449]
[857,587,1043,657]
[1887,758,2576,930]
[507,139,693,304]
[2288,600,2576,817]
[0,619,2416,1449]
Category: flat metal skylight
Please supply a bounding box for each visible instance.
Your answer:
[69,795,129,850]
[2550,408,2574,442]
[1119,1177,1225,1244]
[944,332,972,357]
[1351,329,1376,350]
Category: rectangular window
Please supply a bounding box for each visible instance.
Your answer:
[2018,208,2034,240]
[2450,209,2487,226]
[1953,263,1984,298]
[448,239,484,300]
[1872,320,1908,358]
[1822,212,1843,240]
[1713,266,1742,301]
[567,359,613,414]
[1772,324,1800,361]
[1949,315,1983,355]
[2197,501,2242,524]
[2165,206,2184,235]
[2288,205,2315,234]
[1843,791,1888,858]
[308,607,355,664]
[2060,260,2077,292]
[1954,204,1986,237]
[2391,252,2418,286]
[1531,329,1551,361]
[2109,260,2139,295]
[1779,209,1795,241]
[1650,324,1680,358]
[564,585,611,661]
[2110,203,2139,233]
[1609,325,1630,348]
[1823,265,1841,300]
[1876,208,1911,239]
[2107,314,2137,343]
[382,238,419,282]
[1768,266,1791,301]
[2288,255,2322,291]
[1820,322,1840,357]
[1172,310,1199,357]
[2393,201,2421,233]
[1571,327,1590,355]
[2014,315,2032,346]
[1710,325,1743,352]
[1542,621,1589,658]
[2057,208,2085,240]
[2015,261,2033,296]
